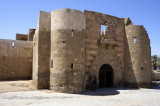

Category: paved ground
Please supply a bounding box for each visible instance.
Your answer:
[0,81,160,106]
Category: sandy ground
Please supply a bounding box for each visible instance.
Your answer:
[0,80,36,93]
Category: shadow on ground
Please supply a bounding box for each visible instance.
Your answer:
[80,86,160,96]
[151,86,160,90]
[81,88,119,96]
[80,87,138,96]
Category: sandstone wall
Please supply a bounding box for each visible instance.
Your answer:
[32,11,51,89]
[84,10,126,87]
[16,34,28,41]
[0,39,33,80]
[50,9,86,93]
[31,8,152,92]
[32,29,39,88]
[125,25,152,88]
[16,29,35,41]
[153,71,160,81]
[28,29,35,41]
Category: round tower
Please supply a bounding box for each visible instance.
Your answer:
[50,9,86,93]
[125,25,152,88]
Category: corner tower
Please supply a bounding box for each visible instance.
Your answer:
[124,18,152,88]
[50,9,86,93]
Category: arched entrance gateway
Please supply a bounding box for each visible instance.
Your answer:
[99,64,114,88]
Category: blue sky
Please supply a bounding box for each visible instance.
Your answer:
[0,0,159,55]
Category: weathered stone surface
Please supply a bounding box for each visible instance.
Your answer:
[16,34,28,41]
[50,9,86,93]
[32,9,152,93]
[0,39,33,80]
[28,29,35,41]
[153,70,160,81]
[124,25,152,88]
[32,11,51,89]
[0,8,152,93]
[16,29,35,41]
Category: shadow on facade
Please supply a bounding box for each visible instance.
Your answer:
[124,33,138,88]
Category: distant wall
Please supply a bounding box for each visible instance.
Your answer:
[0,39,33,80]
[16,34,28,41]
[16,29,35,41]
[28,29,36,41]
[153,71,160,81]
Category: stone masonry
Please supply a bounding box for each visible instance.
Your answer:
[33,9,152,93]
[0,39,33,80]
[0,8,152,93]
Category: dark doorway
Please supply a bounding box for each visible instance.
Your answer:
[99,64,113,88]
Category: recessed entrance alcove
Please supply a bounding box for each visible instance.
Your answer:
[99,64,114,88]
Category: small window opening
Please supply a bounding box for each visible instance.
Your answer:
[100,25,108,35]
[113,23,116,26]
[104,21,107,25]
[12,41,15,47]
[71,63,73,69]
[62,41,66,47]
[100,25,108,40]
[71,29,74,37]
[51,60,53,68]
[133,37,137,43]
[141,67,143,70]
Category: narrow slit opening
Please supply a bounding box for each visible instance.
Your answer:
[71,63,73,69]
[51,60,53,68]
[71,29,74,37]
[12,41,15,47]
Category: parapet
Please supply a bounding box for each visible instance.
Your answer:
[52,8,82,13]
[16,33,28,41]
[16,29,36,41]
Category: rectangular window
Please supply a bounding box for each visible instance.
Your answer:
[12,41,15,47]
[100,25,108,35]
[100,25,108,40]
[133,37,137,43]
[71,63,73,69]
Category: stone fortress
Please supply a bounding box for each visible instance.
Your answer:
[0,9,152,93]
